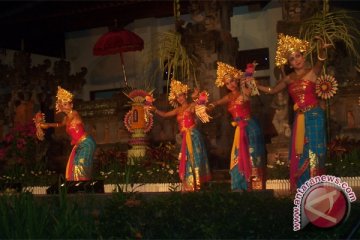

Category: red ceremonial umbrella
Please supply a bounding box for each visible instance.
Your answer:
[93,29,144,87]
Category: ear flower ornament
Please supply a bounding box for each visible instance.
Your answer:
[316,74,338,99]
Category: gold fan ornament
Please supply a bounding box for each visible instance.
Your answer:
[316,74,338,99]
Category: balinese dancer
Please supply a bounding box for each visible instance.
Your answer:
[208,62,266,192]
[256,34,330,191]
[34,86,96,181]
[152,79,212,191]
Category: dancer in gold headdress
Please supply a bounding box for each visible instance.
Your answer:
[152,79,211,191]
[256,33,331,191]
[208,62,266,191]
[34,86,96,181]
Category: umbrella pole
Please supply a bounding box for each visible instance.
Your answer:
[120,53,128,87]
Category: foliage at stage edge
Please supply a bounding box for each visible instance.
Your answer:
[93,141,180,184]
[0,191,100,239]
[99,191,360,239]
[0,188,359,239]
[267,136,360,179]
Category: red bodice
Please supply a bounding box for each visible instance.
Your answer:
[227,98,251,120]
[176,109,195,131]
[288,79,318,110]
[66,122,87,145]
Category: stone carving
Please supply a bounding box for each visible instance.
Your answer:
[175,0,239,168]
[0,52,88,126]
[271,90,290,138]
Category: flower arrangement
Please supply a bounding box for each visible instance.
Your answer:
[123,89,155,133]
[0,123,57,187]
[0,123,37,166]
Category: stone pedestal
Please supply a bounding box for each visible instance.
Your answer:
[266,135,290,166]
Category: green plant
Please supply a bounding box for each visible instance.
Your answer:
[95,142,180,185]
[0,192,51,238]
[0,123,37,167]
[326,137,360,177]
[0,123,54,187]
[267,160,289,180]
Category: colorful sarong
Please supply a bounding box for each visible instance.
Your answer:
[290,107,326,190]
[66,135,96,181]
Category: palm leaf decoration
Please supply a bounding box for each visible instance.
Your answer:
[300,0,360,66]
[158,31,198,91]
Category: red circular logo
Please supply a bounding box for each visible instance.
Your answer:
[304,184,348,228]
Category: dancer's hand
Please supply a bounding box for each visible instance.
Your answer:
[191,88,199,100]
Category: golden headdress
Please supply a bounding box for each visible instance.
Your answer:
[215,61,243,87]
[275,33,310,67]
[168,79,189,108]
[56,86,74,111]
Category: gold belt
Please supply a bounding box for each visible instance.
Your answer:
[181,124,195,132]
[297,104,318,113]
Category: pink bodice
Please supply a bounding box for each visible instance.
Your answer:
[288,79,318,110]
[227,99,251,120]
[66,122,87,145]
[176,110,195,131]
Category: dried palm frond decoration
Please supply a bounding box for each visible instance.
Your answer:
[316,74,338,99]
[158,31,198,91]
[300,0,360,66]
[155,0,198,93]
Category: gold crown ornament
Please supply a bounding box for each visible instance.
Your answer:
[275,33,310,67]
[215,61,243,87]
[168,79,189,108]
[56,86,74,111]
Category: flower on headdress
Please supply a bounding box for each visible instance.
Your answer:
[316,74,338,99]
[215,62,243,87]
[168,79,189,107]
[275,34,310,67]
[145,94,155,106]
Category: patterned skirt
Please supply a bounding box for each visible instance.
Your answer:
[66,135,96,181]
[290,107,326,190]
[181,128,212,191]
[230,117,266,191]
